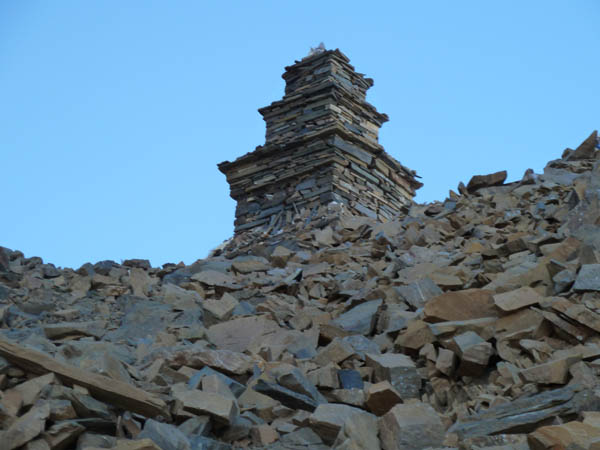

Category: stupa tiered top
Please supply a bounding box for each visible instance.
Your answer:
[219,47,422,232]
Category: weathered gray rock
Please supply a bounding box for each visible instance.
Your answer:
[172,390,238,425]
[448,386,579,438]
[395,278,442,310]
[574,264,600,291]
[1,402,50,450]
[137,419,191,450]
[332,299,383,335]
[308,403,366,445]
[253,379,320,412]
[379,402,445,450]
[365,353,420,399]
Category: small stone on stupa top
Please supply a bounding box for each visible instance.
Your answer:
[308,42,326,57]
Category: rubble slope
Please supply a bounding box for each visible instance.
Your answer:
[1,131,600,450]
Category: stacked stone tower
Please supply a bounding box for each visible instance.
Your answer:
[219,48,422,233]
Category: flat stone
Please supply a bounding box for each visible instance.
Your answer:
[395,278,442,309]
[574,264,600,291]
[231,256,270,273]
[171,348,253,375]
[332,299,382,335]
[520,356,581,385]
[493,287,543,312]
[424,289,498,323]
[466,170,507,192]
[253,379,320,412]
[43,321,106,340]
[448,386,578,438]
[365,353,420,399]
[379,402,445,450]
[172,390,238,425]
[206,315,280,353]
[528,421,600,449]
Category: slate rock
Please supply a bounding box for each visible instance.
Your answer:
[574,264,600,291]
[253,379,320,412]
[337,369,364,390]
[332,299,382,335]
[395,278,442,309]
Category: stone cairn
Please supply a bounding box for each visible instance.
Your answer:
[219,47,422,233]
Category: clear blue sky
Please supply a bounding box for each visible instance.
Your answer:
[2,1,598,269]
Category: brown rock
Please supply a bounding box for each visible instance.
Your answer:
[171,347,253,375]
[466,170,507,192]
[395,320,436,351]
[202,293,239,325]
[366,381,403,416]
[313,338,354,366]
[493,286,543,312]
[528,420,600,449]
[424,289,497,323]
[520,356,581,385]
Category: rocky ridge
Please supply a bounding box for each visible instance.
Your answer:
[1,131,600,449]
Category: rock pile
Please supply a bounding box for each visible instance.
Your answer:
[1,130,600,449]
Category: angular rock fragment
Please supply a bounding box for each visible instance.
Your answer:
[365,353,420,399]
[466,170,507,193]
[492,286,543,312]
[424,289,497,322]
[574,264,600,292]
[379,402,445,450]
[332,299,382,335]
[365,381,403,416]
[308,403,367,445]
[172,390,238,425]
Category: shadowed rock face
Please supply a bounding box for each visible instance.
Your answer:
[1,131,600,449]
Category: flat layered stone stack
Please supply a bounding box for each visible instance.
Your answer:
[219,48,422,233]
